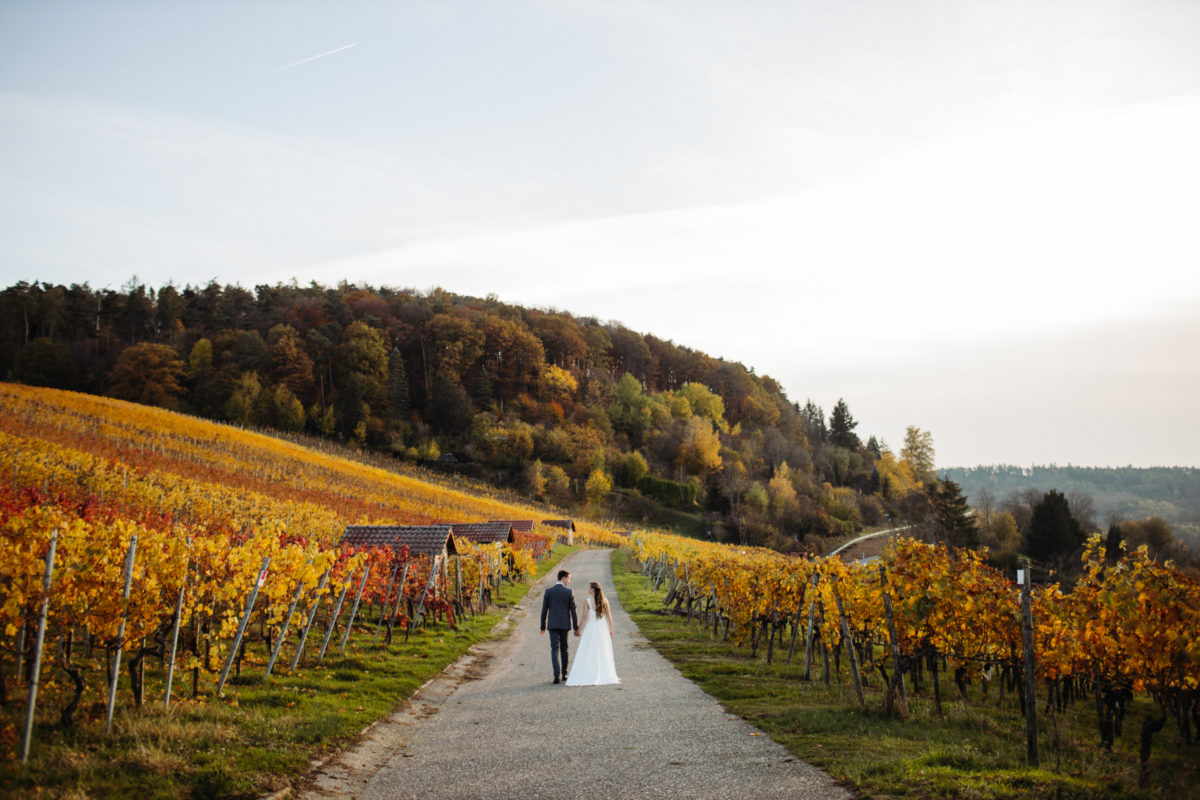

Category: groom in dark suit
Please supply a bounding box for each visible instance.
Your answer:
[540,569,579,684]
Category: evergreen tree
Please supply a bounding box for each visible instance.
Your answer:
[1026,489,1086,565]
[829,398,860,449]
[428,371,472,436]
[928,478,978,548]
[801,399,826,444]
[387,347,410,424]
[14,337,75,389]
[1104,522,1123,562]
[334,372,365,441]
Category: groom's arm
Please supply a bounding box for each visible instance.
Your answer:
[569,593,579,634]
[539,589,550,633]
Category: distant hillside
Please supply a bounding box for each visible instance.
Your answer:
[1,279,937,551]
[941,464,1200,544]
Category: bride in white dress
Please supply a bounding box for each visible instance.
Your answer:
[565,581,620,686]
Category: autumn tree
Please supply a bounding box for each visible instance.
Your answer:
[225,371,263,425]
[608,373,652,442]
[677,382,727,431]
[337,321,389,438]
[585,468,613,507]
[613,450,649,488]
[426,314,484,381]
[980,510,1022,564]
[546,464,572,504]
[677,416,722,476]
[107,343,187,409]
[523,458,547,498]
[901,426,935,484]
[268,324,315,402]
[269,384,306,432]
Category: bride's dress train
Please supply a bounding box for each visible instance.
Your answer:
[566,598,620,686]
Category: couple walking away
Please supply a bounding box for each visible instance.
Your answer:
[539,570,620,686]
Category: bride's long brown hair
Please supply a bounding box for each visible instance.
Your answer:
[589,581,610,619]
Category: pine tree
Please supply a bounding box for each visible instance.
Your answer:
[829,398,860,449]
[1026,490,1086,565]
[387,347,410,424]
[928,479,978,548]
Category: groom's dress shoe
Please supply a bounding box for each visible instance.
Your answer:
[553,677,560,684]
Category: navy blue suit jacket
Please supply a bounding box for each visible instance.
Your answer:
[540,582,578,631]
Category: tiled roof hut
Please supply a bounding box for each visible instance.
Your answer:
[340,525,459,558]
[448,522,516,545]
[489,519,535,533]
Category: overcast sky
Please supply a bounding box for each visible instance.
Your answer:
[2,1,1198,468]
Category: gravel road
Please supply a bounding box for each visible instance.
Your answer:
[296,548,854,800]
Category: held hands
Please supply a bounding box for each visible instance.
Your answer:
[574,629,580,637]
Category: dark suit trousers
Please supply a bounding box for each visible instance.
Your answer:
[548,628,569,678]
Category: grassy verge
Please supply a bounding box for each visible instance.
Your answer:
[1,545,573,800]
[611,548,1196,800]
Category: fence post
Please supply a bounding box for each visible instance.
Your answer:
[878,565,909,712]
[216,556,269,697]
[19,530,58,762]
[801,571,821,679]
[105,535,138,735]
[833,581,866,708]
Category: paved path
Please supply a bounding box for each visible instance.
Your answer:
[297,549,854,800]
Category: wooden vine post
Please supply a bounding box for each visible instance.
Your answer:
[832,580,866,708]
[801,570,821,679]
[879,565,908,712]
[1020,559,1039,766]
[19,530,57,762]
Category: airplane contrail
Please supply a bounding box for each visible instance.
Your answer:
[258,43,357,76]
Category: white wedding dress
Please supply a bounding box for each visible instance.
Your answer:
[565,598,620,686]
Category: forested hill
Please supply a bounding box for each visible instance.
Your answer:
[2,279,936,551]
